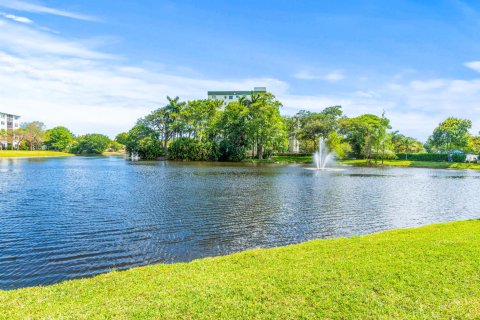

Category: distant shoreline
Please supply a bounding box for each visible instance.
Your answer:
[0,151,74,158]
[3,152,480,171]
[245,155,480,170]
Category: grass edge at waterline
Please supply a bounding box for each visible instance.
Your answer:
[1,220,479,319]
[0,150,73,158]
[341,158,480,170]
[247,155,480,170]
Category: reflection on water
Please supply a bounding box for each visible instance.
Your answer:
[1,156,480,289]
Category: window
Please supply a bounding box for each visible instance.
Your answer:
[224,96,227,99]
[229,96,233,99]
[1,121,4,125]
[212,95,216,99]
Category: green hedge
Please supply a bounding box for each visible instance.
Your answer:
[396,153,466,162]
[168,138,219,161]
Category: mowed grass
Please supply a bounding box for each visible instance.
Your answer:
[0,150,73,158]
[341,159,480,170]
[248,155,480,170]
[1,221,480,319]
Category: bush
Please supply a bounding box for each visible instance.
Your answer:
[396,153,466,163]
[124,123,164,160]
[372,150,397,160]
[452,154,467,162]
[71,134,111,155]
[168,138,218,161]
[136,137,164,160]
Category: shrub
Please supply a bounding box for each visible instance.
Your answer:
[372,150,397,160]
[168,138,218,161]
[124,123,163,160]
[452,154,467,162]
[396,153,466,163]
[71,134,111,155]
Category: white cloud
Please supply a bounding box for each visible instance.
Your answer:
[293,70,344,82]
[323,70,344,82]
[410,79,446,91]
[0,20,114,59]
[464,61,480,72]
[1,12,32,23]
[1,7,480,142]
[293,71,318,80]
[0,0,97,21]
[0,18,288,137]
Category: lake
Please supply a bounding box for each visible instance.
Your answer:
[1,156,480,289]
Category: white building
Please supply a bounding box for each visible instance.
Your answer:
[0,112,21,148]
[208,87,267,107]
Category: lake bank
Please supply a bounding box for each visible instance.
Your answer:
[0,151,73,158]
[245,155,480,170]
[1,220,479,319]
[341,159,480,170]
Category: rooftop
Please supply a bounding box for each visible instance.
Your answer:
[0,112,20,117]
[208,87,267,96]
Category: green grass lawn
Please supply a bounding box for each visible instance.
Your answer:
[1,220,479,319]
[0,150,73,158]
[341,159,480,170]
[248,155,480,170]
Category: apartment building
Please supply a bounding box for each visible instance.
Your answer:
[207,87,267,107]
[0,112,21,148]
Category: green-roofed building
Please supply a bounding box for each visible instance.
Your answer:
[207,87,267,107]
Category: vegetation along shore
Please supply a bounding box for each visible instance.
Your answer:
[248,155,480,170]
[4,93,480,166]
[0,220,478,319]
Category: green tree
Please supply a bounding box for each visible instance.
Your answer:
[44,126,74,152]
[115,132,129,146]
[182,99,222,141]
[428,117,472,152]
[341,114,390,162]
[22,121,46,151]
[245,93,288,159]
[72,134,111,154]
[216,102,250,161]
[466,135,480,154]
[145,96,186,154]
[295,106,343,152]
[125,121,163,160]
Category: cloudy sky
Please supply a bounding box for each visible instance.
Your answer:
[1,0,480,140]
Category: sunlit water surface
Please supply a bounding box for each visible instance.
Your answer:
[1,156,479,289]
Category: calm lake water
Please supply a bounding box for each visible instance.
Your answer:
[1,156,480,289]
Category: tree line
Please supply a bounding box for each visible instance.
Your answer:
[120,93,480,162]
[0,122,122,154]
[120,93,287,160]
[5,94,479,161]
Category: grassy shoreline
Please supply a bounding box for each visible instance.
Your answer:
[247,155,480,170]
[0,151,73,158]
[1,220,479,318]
[340,159,480,170]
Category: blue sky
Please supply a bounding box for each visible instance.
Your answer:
[1,0,480,139]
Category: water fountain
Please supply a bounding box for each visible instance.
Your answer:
[313,137,334,170]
